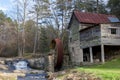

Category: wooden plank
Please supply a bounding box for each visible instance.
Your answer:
[101,23,120,45]
[101,44,105,63]
[90,47,93,63]
[80,26,101,48]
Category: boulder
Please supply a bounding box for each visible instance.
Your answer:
[28,58,46,70]
[0,64,8,70]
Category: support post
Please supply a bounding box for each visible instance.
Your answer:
[48,53,54,72]
[89,47,93,63]
[101,44,105,63]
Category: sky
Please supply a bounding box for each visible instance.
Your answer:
[0,0,13,17]
[0,0,108,19]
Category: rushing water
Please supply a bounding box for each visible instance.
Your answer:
[6,59,30,71]
[14,61,28,70]
[5,59,48,80]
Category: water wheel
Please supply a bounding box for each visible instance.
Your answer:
[50,38,64,70]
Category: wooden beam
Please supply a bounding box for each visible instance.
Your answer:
[101,44,105,63]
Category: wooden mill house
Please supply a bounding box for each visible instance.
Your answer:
[68,10,120,65]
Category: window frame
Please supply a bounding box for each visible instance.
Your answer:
[110,28,117,35]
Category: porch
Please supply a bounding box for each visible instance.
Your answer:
[83,45,120,63]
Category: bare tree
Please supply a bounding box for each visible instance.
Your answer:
[14,0,30,56]
[31,0,51,54]
[16,2,21,56]
[22,0,28,56]
[50,0,73,38]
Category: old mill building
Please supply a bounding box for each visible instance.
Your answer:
[68,10,120,65]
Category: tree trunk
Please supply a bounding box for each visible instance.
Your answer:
[22,0,27,56]
[97,0,99,13]
[33,7,39,54]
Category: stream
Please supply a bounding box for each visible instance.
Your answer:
[5,59,48,80]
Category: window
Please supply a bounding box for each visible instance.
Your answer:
[72,47,75,56]
[111,28,117,34]
[72,47,74,53]
[69,30,72,36]
[69,37,72,42]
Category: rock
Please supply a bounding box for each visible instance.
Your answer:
[13,70,27,73]
[28,70,45,74]
[0,60,5,64]
[0,64,8,70]
[47,72,57,80]
[28,58,46,70]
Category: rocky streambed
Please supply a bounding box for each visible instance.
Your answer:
[0,57,48,80]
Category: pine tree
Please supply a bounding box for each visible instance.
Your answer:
[107,0,120,18]
[39,27,49,53]
[75,0,107,14]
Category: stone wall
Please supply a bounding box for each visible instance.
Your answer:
[69,40,83,65]
[68,15,83,65]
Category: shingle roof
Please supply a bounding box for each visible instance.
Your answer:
[74,10,119,24]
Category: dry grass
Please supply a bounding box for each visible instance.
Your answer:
[0,72,25,80]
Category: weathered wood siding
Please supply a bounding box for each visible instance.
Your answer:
[80,26,101,48]
[79,24,93,31]
[101,23,120,45]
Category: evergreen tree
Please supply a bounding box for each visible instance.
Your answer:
[0,10,13,25]
[39,27,49,53]
[75,0,107,14]
[107,0,120,18]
